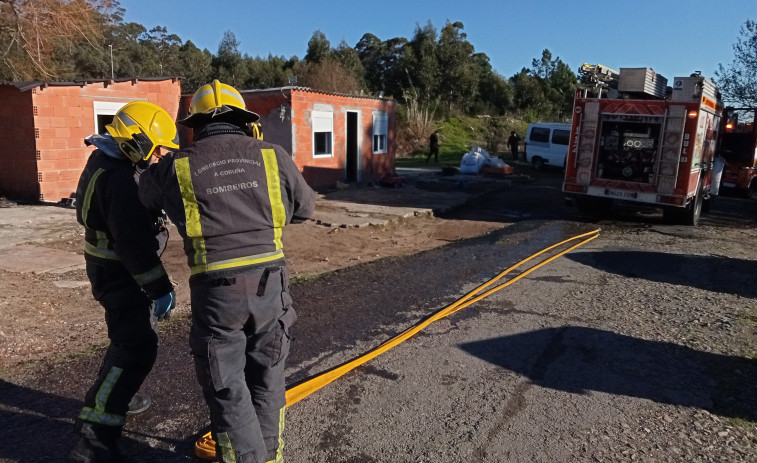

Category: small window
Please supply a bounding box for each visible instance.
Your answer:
[312,110,333,157]
[552,129,570,145]
[373,113,388,154]
[93,101,129,134]
[529,127,550,143]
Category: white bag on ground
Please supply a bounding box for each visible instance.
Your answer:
[459,146,491,174]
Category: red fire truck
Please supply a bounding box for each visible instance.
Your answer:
[563,66,723,226]
[718,107,757,198]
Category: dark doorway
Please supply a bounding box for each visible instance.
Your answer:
[346,112,359,182]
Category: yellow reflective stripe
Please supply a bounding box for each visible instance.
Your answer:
[133,263,167,286]
[216,432,237,463]
[95,230,109,250]
[175,157,206,266]
[78,366,125,426]
[261,149,286,250]
[84,241,119,260]
[272,407,285,463]
[81,168,105,226]
[190,250,284,275]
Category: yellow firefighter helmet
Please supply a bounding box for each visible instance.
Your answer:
[178,79,259,128]
[105,101,179,163]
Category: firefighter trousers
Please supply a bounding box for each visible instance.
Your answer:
[75,261,158,446]
[189,265,296,463]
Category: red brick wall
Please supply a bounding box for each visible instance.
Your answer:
[0,79,181,202]
[273,89,396,189]
[0,86,37,198]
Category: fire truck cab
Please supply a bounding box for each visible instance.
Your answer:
[563,66,723,226]
[718,107,757,198]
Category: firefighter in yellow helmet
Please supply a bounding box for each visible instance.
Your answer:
[139,81,315,463]
[69,101,178,462]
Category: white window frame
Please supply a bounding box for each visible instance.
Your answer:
[372,112,388,154]
[312,110,334,158]
[93,101,131,134]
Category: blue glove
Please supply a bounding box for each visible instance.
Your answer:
[151,290,175,321]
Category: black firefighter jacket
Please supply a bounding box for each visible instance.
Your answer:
[75,150,173,299]
[138,129,316,278]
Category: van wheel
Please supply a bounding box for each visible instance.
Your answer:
[532,157,545,171]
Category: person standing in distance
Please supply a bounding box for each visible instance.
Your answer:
[427,129,440,163]
[508,131,522,162]
[139,80,316,463]
[70,101,178,462]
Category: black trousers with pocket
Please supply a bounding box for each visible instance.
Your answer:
[189,264,296,463]
[75,260,158,445]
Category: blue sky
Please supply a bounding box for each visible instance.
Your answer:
[122,0,756,84]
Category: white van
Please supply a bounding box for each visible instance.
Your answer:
[524,123,571,170]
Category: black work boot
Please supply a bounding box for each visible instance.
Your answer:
[69,423,123,463]
[126,393,152,416]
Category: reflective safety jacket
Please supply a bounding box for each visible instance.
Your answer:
[75,150,173,299]
[139,127,316,277]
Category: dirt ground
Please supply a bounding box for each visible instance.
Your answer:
[0,205,505,370]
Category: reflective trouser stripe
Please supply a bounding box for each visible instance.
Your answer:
[77,366,126,427]
[217,432,237,463]
[261,149,286,250]
[267,407,285,463]
[190,249,285,275]
[175,157,206,267]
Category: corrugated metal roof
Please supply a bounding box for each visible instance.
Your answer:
[1,77,182,92]
[239,86,393,102]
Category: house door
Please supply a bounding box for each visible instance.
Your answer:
[346,111,359,182]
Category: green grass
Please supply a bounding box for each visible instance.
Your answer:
[396,115,530,168]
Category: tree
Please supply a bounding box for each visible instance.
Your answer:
[715,19,757,107]
[244,54,292,90]
[511,68,549,121]
[179,40,212,93]
[437,21,478,112]
[295,59,362,94]
[402,21,439,102]
[0,0,108,80]
[355,33,407,97]
[143,26,182,75]
[332,40,366,92]
[305,30,329,64]
[213,30,247,88]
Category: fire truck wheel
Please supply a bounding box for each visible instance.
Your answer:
[743,181,756,199]
[688,190,703,226]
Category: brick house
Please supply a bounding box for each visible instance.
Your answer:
[0,78,181,202]
[179,87,397,189]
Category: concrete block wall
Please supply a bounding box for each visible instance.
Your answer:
[0,87,37,198]
[0,79,181,202]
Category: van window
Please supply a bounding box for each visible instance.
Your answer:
[529,127,550,143]
[552,129,570,145]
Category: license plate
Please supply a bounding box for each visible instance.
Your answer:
[603,188,638,199]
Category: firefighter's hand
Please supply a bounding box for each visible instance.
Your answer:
[151,290,175,321]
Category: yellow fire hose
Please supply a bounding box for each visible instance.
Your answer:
[195,228,601,460]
